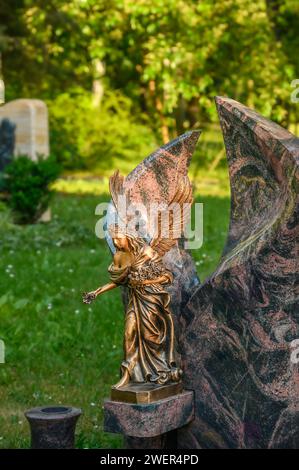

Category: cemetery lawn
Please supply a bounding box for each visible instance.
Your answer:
[0,175,229,449]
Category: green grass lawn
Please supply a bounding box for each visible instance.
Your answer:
[0,174,230,448]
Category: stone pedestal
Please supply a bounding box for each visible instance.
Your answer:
[104,390,194,449]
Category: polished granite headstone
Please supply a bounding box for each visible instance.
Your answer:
[178,97,299,449]
[104,98,298,449]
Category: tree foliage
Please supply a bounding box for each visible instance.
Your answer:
[0,0,298,163]
[3,155,61,223]
[49,88,157,169]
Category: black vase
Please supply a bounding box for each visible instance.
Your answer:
[25,406,82,449]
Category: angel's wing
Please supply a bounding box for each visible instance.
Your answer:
[150,176,193,257]
[106,131,200,254]
[109,170,125,211]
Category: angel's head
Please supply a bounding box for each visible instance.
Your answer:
[112,233,129,252]
[109,224,144,255]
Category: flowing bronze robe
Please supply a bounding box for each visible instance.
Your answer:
[108,248,181,385]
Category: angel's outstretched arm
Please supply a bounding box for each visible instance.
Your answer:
[82,282,117,304]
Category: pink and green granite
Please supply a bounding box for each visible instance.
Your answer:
[179,97,299,449]
[104,391,194,448]
[103,98,298,449]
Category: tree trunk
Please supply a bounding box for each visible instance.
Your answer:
[175,94,187,135]
[149,80,169,144]
[92,59,105,107]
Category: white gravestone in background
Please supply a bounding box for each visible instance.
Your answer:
[0,99,49,160]
[0,99,51,221]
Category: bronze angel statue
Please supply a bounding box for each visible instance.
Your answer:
[82,131,199,393]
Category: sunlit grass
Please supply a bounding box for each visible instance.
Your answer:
[52,169,230,199]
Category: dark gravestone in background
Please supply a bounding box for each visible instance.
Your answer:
[0,118,15,172]
[178,97,298,449]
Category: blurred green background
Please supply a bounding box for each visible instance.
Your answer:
[0,0,298,448]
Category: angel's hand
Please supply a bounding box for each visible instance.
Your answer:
[82,291,97,304]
